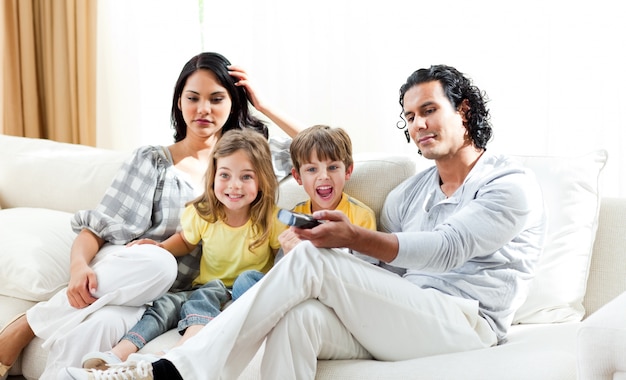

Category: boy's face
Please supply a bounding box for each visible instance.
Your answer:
[292,152,353,212]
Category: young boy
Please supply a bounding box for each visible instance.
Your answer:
[231,124,377,299]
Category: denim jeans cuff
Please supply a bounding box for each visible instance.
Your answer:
[122,331,148,350]
[178,315,212,332]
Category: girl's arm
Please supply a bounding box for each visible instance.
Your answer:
[128,231,197,257]
[229,65,304,138]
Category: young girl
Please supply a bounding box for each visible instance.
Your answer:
[82,128,285,368]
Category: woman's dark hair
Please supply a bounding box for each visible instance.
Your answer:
[398,64,492,150]
[170,52,268,142]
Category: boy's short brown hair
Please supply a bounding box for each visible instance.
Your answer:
[290,125,353,174]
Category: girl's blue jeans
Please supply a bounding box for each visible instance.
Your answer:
[121,279,230,349]
[231,270,265,300]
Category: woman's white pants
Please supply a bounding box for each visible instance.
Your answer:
[165,241,496,380]
[26,244,177,379]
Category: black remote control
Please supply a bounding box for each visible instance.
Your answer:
[278,209,321,229]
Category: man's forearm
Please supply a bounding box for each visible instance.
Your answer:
[348,227,399,264]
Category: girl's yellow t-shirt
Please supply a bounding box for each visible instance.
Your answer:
[180,205,285,287]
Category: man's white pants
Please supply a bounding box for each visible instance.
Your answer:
[26,244,178,379]
[165,241,497,380]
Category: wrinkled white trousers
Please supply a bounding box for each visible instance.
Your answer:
[27,244,177,379]
[165,241,497,380]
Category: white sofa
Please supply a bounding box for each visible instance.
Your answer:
[0,133,624,380]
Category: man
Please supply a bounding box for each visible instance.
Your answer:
[63,64,546,380]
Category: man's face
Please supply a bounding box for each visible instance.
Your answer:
[292,152,353,212]
[402,80,468,160]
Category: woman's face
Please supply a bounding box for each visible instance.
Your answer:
[178,69,233,140]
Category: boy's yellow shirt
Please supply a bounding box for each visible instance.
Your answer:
[292,192,376,231]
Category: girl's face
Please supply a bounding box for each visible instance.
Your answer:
[179,69,232,140]
[292,152,353,212]
[213,149,259,218]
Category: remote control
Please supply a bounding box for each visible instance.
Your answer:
[278,209,321,229]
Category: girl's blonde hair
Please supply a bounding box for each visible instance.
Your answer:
[190,129,278,250]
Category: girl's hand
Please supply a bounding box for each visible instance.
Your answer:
[126,238,163,247]
[67,264,98,308]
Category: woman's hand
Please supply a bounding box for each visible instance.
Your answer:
[228,64,303,138]
[66,229,103,308]
[67,264,98,308]
[228,65,264,110]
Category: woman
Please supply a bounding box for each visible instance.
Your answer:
[0,52,301,380]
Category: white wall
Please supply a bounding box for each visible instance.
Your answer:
[96,0,201,151]
[97,0,626,196]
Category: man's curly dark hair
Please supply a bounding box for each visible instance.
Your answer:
[398,65,492,150]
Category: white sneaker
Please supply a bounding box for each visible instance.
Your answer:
[61,360,153,380]
[81,351,122,370]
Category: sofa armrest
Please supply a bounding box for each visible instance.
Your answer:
[577,291,626,380]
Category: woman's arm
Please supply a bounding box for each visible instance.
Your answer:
[229,65,304,138]
[66,229,105,308]
[71,147,174,245]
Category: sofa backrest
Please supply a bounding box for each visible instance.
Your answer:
[583,197,626,316]
[0,134,128,212]
[0,135,418,219]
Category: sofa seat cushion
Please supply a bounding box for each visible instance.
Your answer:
[132,324,579,380]
[13,321,582,380]
[577,291,626,379]
[313,323,578,380]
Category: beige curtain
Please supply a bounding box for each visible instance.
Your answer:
[2,0,96,145]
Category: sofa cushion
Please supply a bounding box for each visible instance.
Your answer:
[0,134,127,213]
[513,150,608,324]
[233,324,580,380]
[0,208,75,301]
[577,291,626,379]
